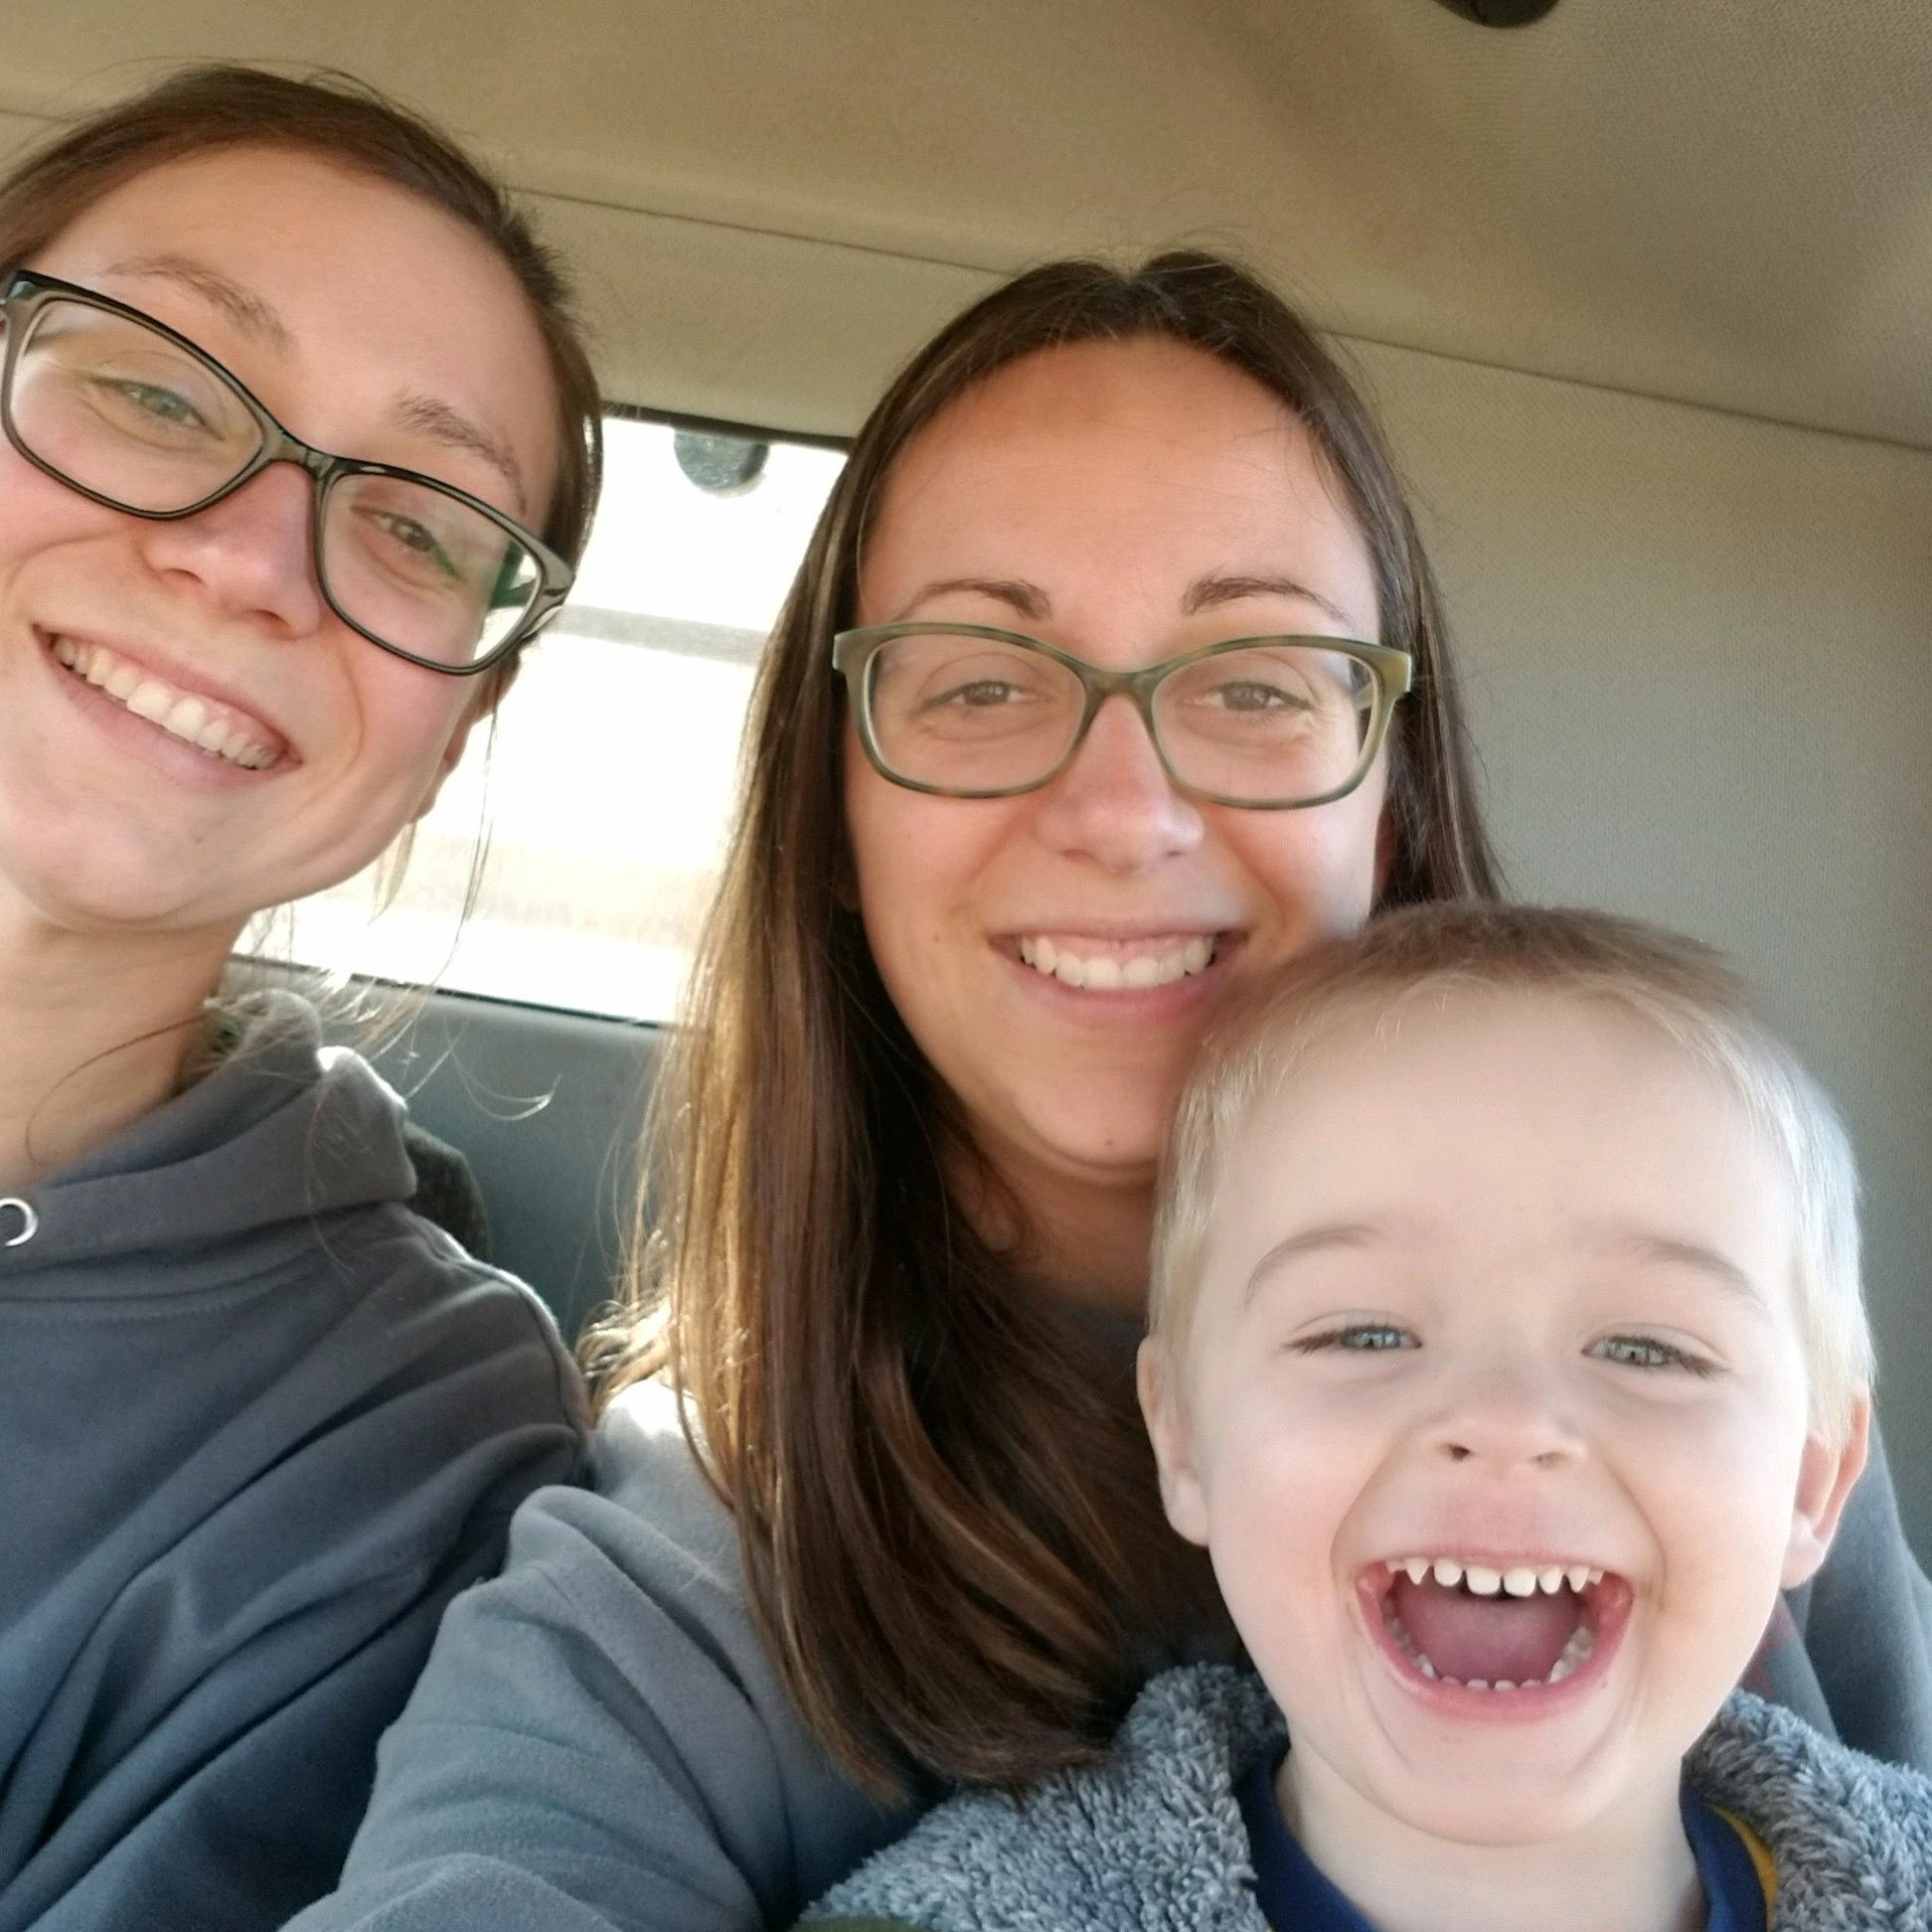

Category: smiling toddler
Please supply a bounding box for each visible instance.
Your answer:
[804,905,1932,1932]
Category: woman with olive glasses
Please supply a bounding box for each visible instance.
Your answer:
[294,254,1932,1932]
[0,66,598,1932]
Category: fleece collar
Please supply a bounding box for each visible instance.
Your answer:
[808,1666,1932,1931]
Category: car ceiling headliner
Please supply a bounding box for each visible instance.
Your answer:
[2,0,1928,448]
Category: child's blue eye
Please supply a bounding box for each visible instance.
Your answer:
[1295,1323,1416,1355]
[1589,1334,1714,1375]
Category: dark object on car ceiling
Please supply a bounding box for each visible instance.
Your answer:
[674,428,770,494]
[1431,0,1560,23]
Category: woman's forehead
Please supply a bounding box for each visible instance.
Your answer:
[863,337,1378,633]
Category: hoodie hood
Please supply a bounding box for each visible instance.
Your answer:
[0,992,413,1280]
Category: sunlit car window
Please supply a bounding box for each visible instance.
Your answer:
[280,414,847,1021]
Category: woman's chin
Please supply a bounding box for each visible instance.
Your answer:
[1,830,246,940]
[1002,1088,1171,1199]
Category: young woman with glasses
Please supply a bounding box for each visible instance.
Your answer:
[0,66,599,1931]
[294,254,1931,1932]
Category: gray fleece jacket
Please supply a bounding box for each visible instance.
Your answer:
[805,1666,1932,1931]
[0,993,588,1932]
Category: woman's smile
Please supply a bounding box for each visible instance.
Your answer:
[1011,929,1220,991]
[995,925,1244,1029]
[45,628,289,772]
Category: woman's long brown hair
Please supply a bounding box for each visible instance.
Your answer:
[585,252,1500,1793]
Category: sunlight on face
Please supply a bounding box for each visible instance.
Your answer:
[1145,989,1852,1852]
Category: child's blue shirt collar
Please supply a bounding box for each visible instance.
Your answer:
[1234,1738,1769,1932]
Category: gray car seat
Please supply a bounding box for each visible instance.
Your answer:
[348,989,663,1346]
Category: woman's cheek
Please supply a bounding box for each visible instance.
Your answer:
[349,656,485,812]
[1220,784,1385,959]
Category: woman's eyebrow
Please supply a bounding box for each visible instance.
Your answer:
[1183,571,1360,632]
[102,252,290,351]
[894,576,1050,621]
[395,391,527,513]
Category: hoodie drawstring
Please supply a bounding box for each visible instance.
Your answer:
[1,1199,37,1248]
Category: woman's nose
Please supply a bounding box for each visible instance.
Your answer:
[135,462,327,638]
[1029,692,1203,873]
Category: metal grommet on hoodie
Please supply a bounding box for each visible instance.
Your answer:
[0,1198,37,1248]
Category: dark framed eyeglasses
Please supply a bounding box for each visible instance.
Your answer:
[833,621,1413,809]
[0,270,573,675]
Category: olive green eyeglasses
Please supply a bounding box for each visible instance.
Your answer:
[833,622,1413,809]
[0,270,573,674]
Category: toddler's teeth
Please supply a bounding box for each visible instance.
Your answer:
[1463,1565,1502,1596]
[1538,1566,1565,1594]
[1431,1558,1463,1587]
[1502,1566,1537,1597]
[1546,1623,1599,1686]
[1493,1680,1517,1691]
[1415,1655,1436,1680]
[1466,1680,1490,1691]
[1565,1565,1591,1591]
[1586,1567,1604,1586]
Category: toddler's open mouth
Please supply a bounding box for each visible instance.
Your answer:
[1360,1555,1633,1699]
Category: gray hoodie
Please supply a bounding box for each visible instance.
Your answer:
[0,993,588,1932]
[805,1666,1932,1931]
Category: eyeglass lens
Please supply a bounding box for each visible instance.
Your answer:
[9,296,542,667]
[864,630,1380,803]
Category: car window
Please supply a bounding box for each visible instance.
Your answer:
[281,414,846,1021]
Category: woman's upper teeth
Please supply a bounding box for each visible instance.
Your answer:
[1016,934,1214,990]
[52,635,280,770]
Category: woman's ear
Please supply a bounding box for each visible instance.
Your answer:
[1781,1392,1871,1589]
[1138,1338,1210,1547]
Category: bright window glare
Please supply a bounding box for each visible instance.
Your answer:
[282,416,846,1021]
